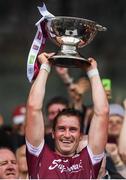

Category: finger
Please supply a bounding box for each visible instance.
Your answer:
[88,57,94,63]
[38,53,47,62]
[47,52,55,58]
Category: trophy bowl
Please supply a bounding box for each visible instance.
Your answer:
[46,16,107,67]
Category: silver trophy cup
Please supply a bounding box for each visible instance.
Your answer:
[46,16,107,67]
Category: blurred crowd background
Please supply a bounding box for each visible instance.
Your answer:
[0,0,126,124]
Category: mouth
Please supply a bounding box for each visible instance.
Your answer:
[62,140,71,144]
[6,171,16,177]
[61,139,74,145]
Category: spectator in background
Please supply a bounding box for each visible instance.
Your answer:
[25,52,109,179]
[76,128,124,179]
[0,127,12,149]
[16,144,28,179]
[11,104,26,151]
[45,96,69,123]
[55,67,90,112]
[98,155,124,179]
[107,103,124,143]
[0,113,12,149]
[0,147,19,179]
[0,105,26,152]
[106,103,126,178]
[11,104,26,136]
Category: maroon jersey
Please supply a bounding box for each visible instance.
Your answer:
[26,144,102,179]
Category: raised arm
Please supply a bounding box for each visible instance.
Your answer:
[25,52,54,147]
[55,67,73,86]
[82,58,109,155]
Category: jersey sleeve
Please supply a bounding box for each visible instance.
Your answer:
[26,139,44,157]
[87,145,105,165]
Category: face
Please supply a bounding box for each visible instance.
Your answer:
[0,149,19,179]
[69,89,81,101]
[13,123,25,136]
[108,115,123,138]
[48,103,67,121]
[52,115,82,157]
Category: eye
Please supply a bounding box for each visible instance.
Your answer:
[57,126,65,132]
[70,127,78,132]
[109,120,114,124]
[11,160,17,165]
[116,120,122,125]
[0,161,8,166]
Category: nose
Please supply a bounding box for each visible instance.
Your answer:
[64,129,71,138]
[111,121,119,126]
[7,161,16,169]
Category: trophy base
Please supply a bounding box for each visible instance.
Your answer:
[49,55,90,68]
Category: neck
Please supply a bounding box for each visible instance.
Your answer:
[55,149,76,157]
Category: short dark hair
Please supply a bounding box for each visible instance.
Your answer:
[46,96,69,114]
[52,108,84,133]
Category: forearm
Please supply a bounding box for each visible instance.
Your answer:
[89,72,109,115]
[85,60,109,154]
[55,67,73,86]
[62,73,73,86]
[25,66,49,147]
[28,69,48,109]
[88,73,109,153]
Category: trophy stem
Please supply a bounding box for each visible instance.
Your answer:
[61,44,77,55]
[49,44,90,67]
[60,36,80,55]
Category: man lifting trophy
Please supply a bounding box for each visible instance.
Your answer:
[27,2,107,82]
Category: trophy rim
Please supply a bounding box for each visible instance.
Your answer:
[47,16,107,31]
[48,16,96,23]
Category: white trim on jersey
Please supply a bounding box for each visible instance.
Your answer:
[26,139,44,157]
[87,145,105,165]
[26,139,104,165]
